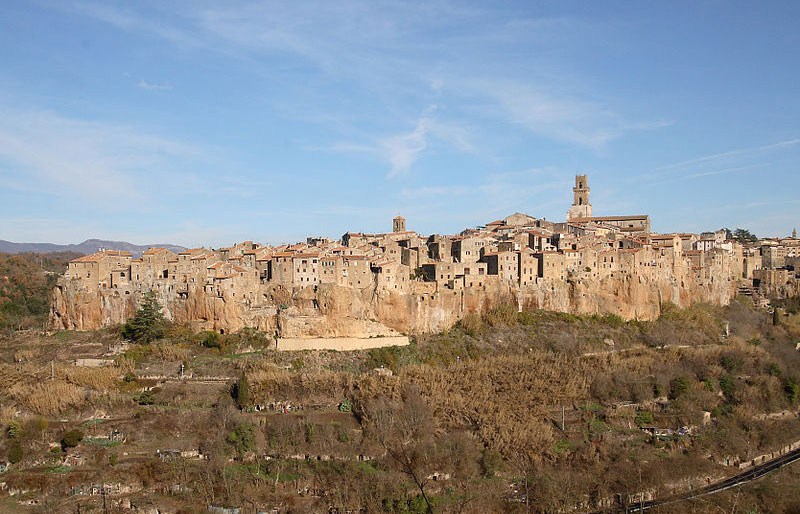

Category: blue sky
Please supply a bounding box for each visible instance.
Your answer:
[1,1,798,247]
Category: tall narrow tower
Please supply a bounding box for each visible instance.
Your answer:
[393,216,406,233]
[566,174,592,221]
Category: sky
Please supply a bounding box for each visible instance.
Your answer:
[0,1,798,247]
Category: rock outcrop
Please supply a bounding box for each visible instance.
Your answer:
[51,262,739,336]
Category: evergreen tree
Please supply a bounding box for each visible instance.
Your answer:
[122,291,167,343]
[235,372,250,410]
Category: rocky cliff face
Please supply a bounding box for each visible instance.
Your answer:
[50,262,739,336]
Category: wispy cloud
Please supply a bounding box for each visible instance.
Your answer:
[468,79,671,149]
[655,138,800,171]
[137,80,172,91]
[69,1,199,49]
[65,2,659,151]
[634,137,800,184]
[327,105,475,178]
[0,106,202,206]
[381,116,430,177]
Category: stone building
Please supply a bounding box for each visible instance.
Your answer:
[566,174,592,220]
[393,216,406,233]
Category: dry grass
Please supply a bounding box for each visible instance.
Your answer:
[0,405,17,426]
[58,365,119,390]
[9,381,86,415]
[151,342,189,361]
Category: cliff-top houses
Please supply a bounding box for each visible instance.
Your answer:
[62,175,798,305]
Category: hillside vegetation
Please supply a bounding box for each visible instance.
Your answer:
[0,254,798,512]
[0,252,78,331]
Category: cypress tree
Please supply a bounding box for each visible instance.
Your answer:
[236,372,250,410]
[122,291,167,343]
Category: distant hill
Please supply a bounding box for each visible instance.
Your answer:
[0,239,187,258]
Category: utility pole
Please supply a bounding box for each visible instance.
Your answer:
[51,361,54,382]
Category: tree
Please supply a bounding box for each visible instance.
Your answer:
[726,228,758,244]
[226,423,256,457]
[122,291,167,343]
[234,373,250,410]
[367,386,437,513]
[669,376,691,400]
[61,429,84,450]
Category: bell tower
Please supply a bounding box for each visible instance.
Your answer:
[393,216,406,233]
[567,174,592,220]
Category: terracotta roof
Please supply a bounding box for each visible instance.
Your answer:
[526,230,550,237]
[178,248,204,255]
[71,250,132,263]
[143,247,171,255]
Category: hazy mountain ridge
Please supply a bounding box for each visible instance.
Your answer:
[0,239,186,258]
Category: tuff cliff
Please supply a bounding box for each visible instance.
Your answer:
[50,263,738,336]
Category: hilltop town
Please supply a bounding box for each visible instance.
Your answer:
[0,175,797,513]
[51,175,800,338]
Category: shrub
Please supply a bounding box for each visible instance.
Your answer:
[785,378,799,404]
[109,454,118,466]
[721,355,740,373]
[6,421,23,439]
[226,423,256,456]
[480,448,503,477]
[719,376,736,401]
[338,399,353,412]
[61,429,84,449]
[459,313,483,337]
[196,331,222,349]
[8,441,22,464]
[485,304,518,327]
[28,417,48,440]
[136,390,155,406]
[635,411,654,426]
[123,372,137,383]
[669,376,691,400]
